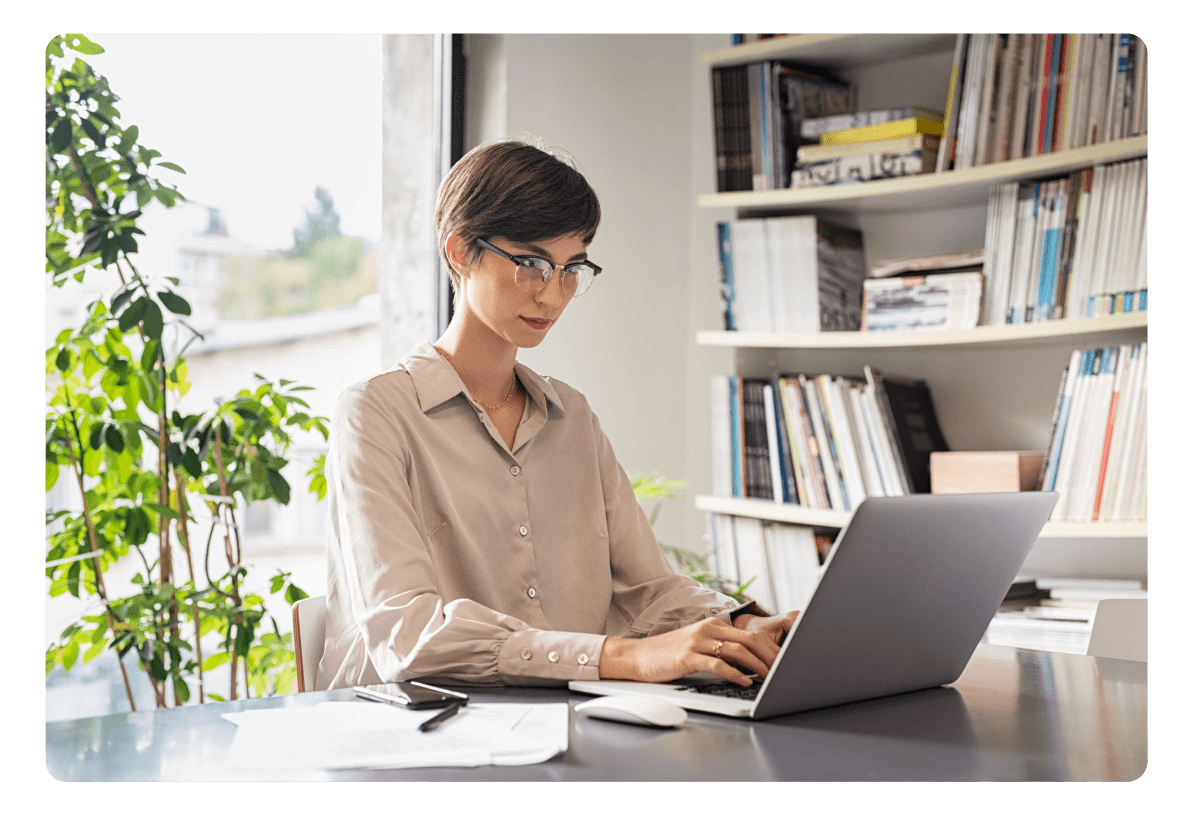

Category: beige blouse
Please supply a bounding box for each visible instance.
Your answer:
[315,340,749,690]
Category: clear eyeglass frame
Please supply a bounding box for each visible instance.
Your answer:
[474,237,602,297]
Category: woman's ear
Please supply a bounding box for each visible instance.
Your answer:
[446,233,470,276]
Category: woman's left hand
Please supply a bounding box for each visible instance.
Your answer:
[733,610,799,645]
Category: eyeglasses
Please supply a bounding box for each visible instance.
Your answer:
[475,238,602,298]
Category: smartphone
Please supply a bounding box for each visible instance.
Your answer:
[353,681,470,710]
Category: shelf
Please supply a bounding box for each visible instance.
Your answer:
[699,34,959,70]
[698,136,1148,215]
[697,311,1147,351]
[695,495,1147,539]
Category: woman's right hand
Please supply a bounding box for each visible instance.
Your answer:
[598,617,783,687]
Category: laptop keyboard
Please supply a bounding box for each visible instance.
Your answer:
[677,679,763,700]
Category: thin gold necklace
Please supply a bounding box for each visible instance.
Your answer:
[434,346,519,411]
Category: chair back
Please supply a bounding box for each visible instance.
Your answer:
[292,595,328,692]
[1087,598,1147,662]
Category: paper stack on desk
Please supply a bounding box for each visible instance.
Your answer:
[222,702,568,770]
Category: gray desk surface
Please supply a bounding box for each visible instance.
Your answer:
[45,643,1146,782]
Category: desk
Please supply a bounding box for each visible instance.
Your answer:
[45,643,1146,781]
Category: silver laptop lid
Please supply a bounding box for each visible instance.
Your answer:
[751,491,1058,719]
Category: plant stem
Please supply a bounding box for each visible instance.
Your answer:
[211,422,243,701]
[59,414,137,713]
[174,468,204,703]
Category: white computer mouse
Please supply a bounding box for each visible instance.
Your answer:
[574,695,688,727]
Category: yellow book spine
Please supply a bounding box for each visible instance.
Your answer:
[820,117,945,145]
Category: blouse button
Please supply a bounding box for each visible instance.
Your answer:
[510,465,521,476]
[519,526,529,536]
[548,651,559,663]
[527,587,537,599]
[520,648,532,660]
[577,653,589,665]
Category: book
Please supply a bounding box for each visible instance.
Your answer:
[929,451,1045,494]
[871,248,986,279]
[718,215,866,333]
[796,132,940,163]
[1041,343,1146,521]
[711,61,856,192]
[817,115,944,146]
[861,269,983,332]
[792,142,938,188]
[982,158,1146,325]
[937,32,1145,167]
[710,370,934,513]
[869,371,949,494]
[801,106,941,139]
[708,514,827,615]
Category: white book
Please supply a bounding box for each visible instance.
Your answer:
[1049,349,1094,519]
[1007,183,1039,322]
[709,513,739,587]
[1079,164,1110,316]
[973,33,1002,167]
[1084,35,1110,146]
[1090,163,1121,313]
[1068,33,1096,150]
[1122,160,1148,304]
[956,33,987,171]
[1035,577,1143,591]
[1104,162,1134,308]
[1023,181,1053,322]
[852,386,894,497]
[858,386,901,496]
[989,182,1020,325]
[1089,345,1130,520]
[1107,343,1147,518]
[820,376,867,508]
[1009,34,1036,160]
[991,34,1021,165]
[850,382,888,497]
[784,524,822,615]
[1042,349,1084,492]
[780,378,819,509]
[862,367,909,495]
[1064,168,1097,319]
[762,383,784,504]
[1097,345,1137,519]
[1113,346,1148,520]
[733,517,775,613]
[730,219,770,332]
[765,218,793,333]
[937,33,968,172]
[804,376,846,511]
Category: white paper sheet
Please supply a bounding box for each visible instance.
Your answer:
[221,702,568,770]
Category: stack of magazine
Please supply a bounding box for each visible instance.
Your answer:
[984,577,1146,654]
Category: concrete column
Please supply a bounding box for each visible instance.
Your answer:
[380,34,439,366]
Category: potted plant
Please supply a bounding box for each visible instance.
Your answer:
[45,33,326,709]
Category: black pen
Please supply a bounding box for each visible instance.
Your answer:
[417,702,465,733]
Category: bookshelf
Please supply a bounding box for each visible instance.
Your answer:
[699,135,1147,214]
[694,33,1148,624]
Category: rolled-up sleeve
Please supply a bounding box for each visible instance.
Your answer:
[590,410,755,637]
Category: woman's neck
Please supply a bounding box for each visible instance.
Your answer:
[435,315,519,402]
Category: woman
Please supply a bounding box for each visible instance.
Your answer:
[316,139,798,691]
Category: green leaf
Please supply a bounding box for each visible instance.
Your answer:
[118,296,148,332]
[202,651,232,671]
[284,583,308,605]
[235,625,252,658]
[267,469,291,505]
[157,290,191,316]
[62,639,80,672]
[88,423,104,450]
[104,424,125,454]
[55,348,71,372]
[142,300,164,341]
[173,676,190,704]
[182,448,202,479]
[65,34,105,55]
[156,161,186,174]
[46,461,60,491]
[50,119,73,153]
[83,640,106,663]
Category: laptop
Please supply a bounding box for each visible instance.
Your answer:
[570,492,1059,719]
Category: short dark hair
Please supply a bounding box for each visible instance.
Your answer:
[434,138,602,302]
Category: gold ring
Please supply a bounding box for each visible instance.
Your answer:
[713,640,724,658]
